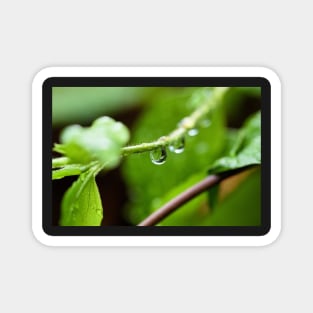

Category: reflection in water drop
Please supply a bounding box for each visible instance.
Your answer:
[150,146,167,165]
[188,128,199,136]
[169,137,185,154]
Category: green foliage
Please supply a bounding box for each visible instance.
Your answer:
[53,116,130,226]
[60,168,103,226]
[122,88,226,224]
[222,87,261,124]
[53,87,154,126]
[208,184,219,211]
[152,172,208,226]
[52,87,261,227]
[52,164,87,180]
[201,168,261,226]
[55,116,130,168]
[208,111,261,174]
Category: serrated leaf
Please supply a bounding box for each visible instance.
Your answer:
[208,111,261,174]
[56,116,130,170]
[59,169,103,226]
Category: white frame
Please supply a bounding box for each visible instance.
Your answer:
[32,67,281,246]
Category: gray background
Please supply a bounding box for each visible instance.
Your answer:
[1,1,311,312]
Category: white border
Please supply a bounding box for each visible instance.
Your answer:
[32,67,281,247]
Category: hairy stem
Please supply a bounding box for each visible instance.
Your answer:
[121,87,229,156]
[52,87,229,166]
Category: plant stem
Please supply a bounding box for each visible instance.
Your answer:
[121,87,229,156]
[138,175,220,226]
[52,87,229,165]
[137,166,253,226]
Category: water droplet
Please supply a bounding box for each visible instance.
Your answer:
[188,128,199,136]
[200,118,211,128]
[169,137,185,154]
[150,146,167,165]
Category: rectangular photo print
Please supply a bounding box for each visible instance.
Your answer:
[32,67,281,246]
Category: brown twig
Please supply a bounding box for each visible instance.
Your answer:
[137,166,255,226]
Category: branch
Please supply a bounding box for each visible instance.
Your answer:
[137,166,253,226]
[121,87,229,156]
[52,87,229,167]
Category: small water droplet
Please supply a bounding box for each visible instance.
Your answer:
[169,137,185,154]
[188,128,199,136]
[150,146,167,165]
[200,119,211,128]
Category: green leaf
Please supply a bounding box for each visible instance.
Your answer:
[52,165,83,180]
[57,116,130,170]
[52,157,70,169]
[52,163,94,180]
[122,88,227,224]
[222,87,261,127]
[153,172,208,226]
[52,87,155,126]
[208,184,219,210]
[59,169,103,226]
[201,168,261,226]
[208,111,261,174]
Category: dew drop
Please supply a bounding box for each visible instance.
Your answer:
[150,146,167,165]
[200,118,211,128]
[169,137,185,154]
[188,128,199,136]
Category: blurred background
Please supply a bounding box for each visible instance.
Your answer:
[52,86,261,226]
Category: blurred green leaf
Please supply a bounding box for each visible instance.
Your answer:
[201,168,261,226]
[53,87,154,126]
[154,172,208,226]
[52,164,85,180]
[55,116,130,170]
[60,169,103,226]
[208,184,219,211]
[122,88,227,224]
[53,86,262,227]
[223,87,261,127]
[208,111,261,174]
